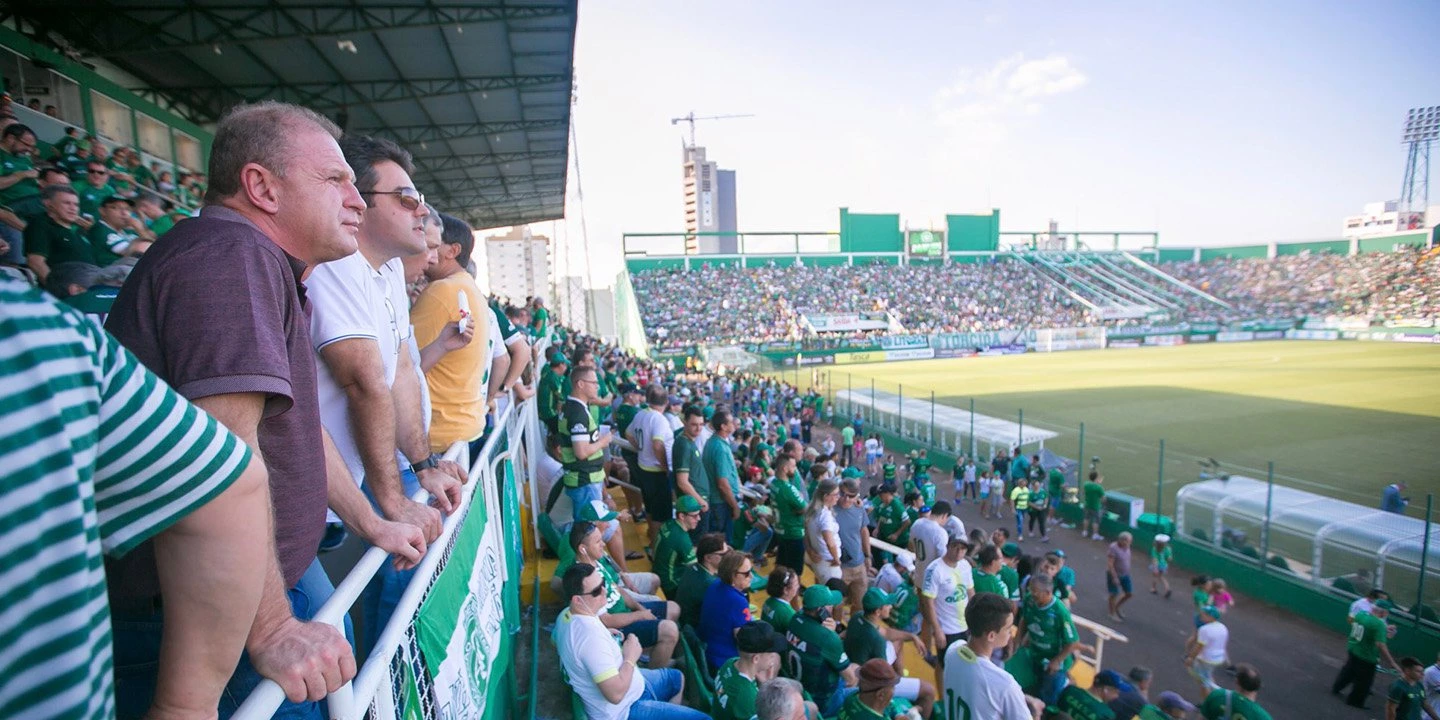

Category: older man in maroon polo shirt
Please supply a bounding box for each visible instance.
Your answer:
[106,100,424,719]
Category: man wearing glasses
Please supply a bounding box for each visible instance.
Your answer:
[0,123,41,264]
[74,160,116,223]
[554,563,706,720]
[307,134,465,653]
[560,365,615,519]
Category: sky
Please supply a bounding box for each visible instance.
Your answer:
[526,0,1440,290]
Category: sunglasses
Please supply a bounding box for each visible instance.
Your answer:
[363,189,425,212]
[88,169,107,175]
[581,583,605,598]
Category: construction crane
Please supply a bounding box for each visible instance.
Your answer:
[670,111,755,149]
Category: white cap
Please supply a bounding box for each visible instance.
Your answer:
[896,553,916,571]
[1155,533,1171,543]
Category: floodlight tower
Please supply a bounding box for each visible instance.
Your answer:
[1400,105,1439,226]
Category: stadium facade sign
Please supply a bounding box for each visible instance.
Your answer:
[1216,331,1255,342]
[1285,329,1341,341]
[884,347,935,361]
[807,312,889,332]
[1143,334,1186,346]
[834,350,886,365]
[879,335,930,350]
[931,329,1032,350]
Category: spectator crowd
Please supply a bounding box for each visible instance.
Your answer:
[630,247,1440,347]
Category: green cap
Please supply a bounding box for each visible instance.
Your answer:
[802,585,845,611]
[703,405,715,420]
[862,587,897,611]
[577,500,618,523]
[675,495,703,514]
[1001,542,1021,558]
[1374,599,1397,612]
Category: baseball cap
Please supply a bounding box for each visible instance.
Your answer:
[675,495,703,514]
[735,621,787,654]
[896,553,916,571]
[577,500,618,523]
[668,394,682,406]
[1159,691,1197,712]
[549,353,569,366]
[1093,669,1126,689]
[100,195,134,207]
[802,584,845,611]
[857,659,901,693]
[1001,542,1021,558]
[1049,549,1067,559]
[862,587,897,611]
[1154,533,1171,544]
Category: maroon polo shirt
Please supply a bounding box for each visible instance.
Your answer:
[105,205,327,592]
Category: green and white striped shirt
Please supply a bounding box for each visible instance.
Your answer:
[1,277,251,720]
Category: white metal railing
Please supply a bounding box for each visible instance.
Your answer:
[233,389,540,720]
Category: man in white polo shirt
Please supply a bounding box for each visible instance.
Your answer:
[554,563,707,720]
[628,383,676,543]
[944,592,1043,720]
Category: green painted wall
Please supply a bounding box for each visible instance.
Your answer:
[1200,245,1269,260]
[839,208,903,253]
[852,255,900,266]
[805,255,851,267]
[1158,248,1197,263]
[625,258,686,273]
[1358,231,1431,254]
[946,211,1001,252]
[1275,239,1350,256]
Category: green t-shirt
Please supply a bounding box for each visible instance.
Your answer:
[703,435,740,505]
[841,426,856,445]
[1152,544,1174,567]
[1057,685,1117,720]
[1346,611,1387,663]
[597,556,627,615]
[837,692,905,720]
[147,211,176,237]
[1387,678,1426,720]
[23,215,95,267]
[1010,486,1030,511]
[887,577,920,631]
[904,479,936,508]
[1083,481,1106,511]
[1193,589,1211,608]
[842,615,889,666]
[772,474,807,539]
[0,149,38,203]
[1022,595,1078,660]
[1048,468,1065,496]
[613,402,640,435]
[676,565,717,628]
[1199,689,1273,720]
[999,565,1021,601]
[559,398,604,487]
[1028,487,1049,510]
[785,613,851,702]
[714,658,761,720]
[72,181,115,219]
[912,457,932,477]
[762,596,797,633]
[882,463,897,482]
[653,519,695,596]
[973,569,1008,598]
[672,433,711,501]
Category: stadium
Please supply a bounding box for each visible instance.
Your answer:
[1,4,1439,720]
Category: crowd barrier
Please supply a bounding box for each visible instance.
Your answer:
[234,379,543,720]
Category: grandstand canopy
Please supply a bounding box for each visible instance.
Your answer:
[4,0,575,230]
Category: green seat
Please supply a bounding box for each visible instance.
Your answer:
[538,512,563,555]
[1413,604,1439,623]
[1266,554,1291,572]
[1239,546,1259,560]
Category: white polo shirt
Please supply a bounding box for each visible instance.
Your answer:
[922,558,974,635]
[554,608,643,720]
[307,253,412,491]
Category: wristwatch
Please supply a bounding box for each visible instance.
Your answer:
[410,453,442,474]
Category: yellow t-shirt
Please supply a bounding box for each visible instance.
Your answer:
[411,272,490,449]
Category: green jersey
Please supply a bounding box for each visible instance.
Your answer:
[1199,689,1273,720]
[874,497,909,543]
[785,613,851,702]
[887,576,921,632]
[1083,481,1105,511]
[837,692,905,720]
[882,462,897,482]
[559,397,605,487]
[676,564,717,628]
[672,432,711,501]
[147,212,176,237]
[842,615,889,666]
[762,597,797,633]
[841,426,856,446]
[537,368,564,420]
[911,456,932,477]
[0,149,38,203]
[596,556,628,614]
[999,565,1021,601]
[973,569,1008,598]
[1152,544,1174,567]
[1387,679,1426,720]
[1193,589,1211,609]
[1010,486,1030,511]
[72,181,115,219]
[87,221,136,267]
[1057,685,1117,720]
[703,434,741,505]
[613,403,640,435]
[1346,610,1387,663]
[653,519,695,596]
[772,474,807,540]
[1048,468,1065,497]
[714,658,761,720]
[1021,595,1078,660]
[1028,487,1049,511]
[905,479,936,508]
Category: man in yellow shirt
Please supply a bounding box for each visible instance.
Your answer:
[411,213,490,455]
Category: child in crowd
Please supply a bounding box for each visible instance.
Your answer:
[1150,533,1173,598]
[1211,578,1234,614]
[1191,575,1212,628]
[978,469,994,517]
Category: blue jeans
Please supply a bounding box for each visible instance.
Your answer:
[565,482,604,523]
[627,668,709,720]
[0,224,22,265]
[361,467,423,657]
[1016,510,1026,537]
[1039,665,1069,705]
[742,526,774,559]
[705,503,734,542]
[111,557,347,720]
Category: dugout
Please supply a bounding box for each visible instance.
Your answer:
[1177,477,1439,623]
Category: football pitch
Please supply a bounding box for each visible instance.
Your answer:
[818,341,1440,513]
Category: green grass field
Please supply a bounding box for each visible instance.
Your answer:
[818,341,1440,514]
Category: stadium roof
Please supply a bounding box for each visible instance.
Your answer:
[4,0,576,230]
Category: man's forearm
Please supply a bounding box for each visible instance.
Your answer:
[323,430,384,538]
[501,341,529,391]
[674,472,701,501]
[26,254,50,283]
[150,458,270,716]
[390,355,430,462]
[0,173,24,191]
[488,355,510,400]
[343,382,406,509]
